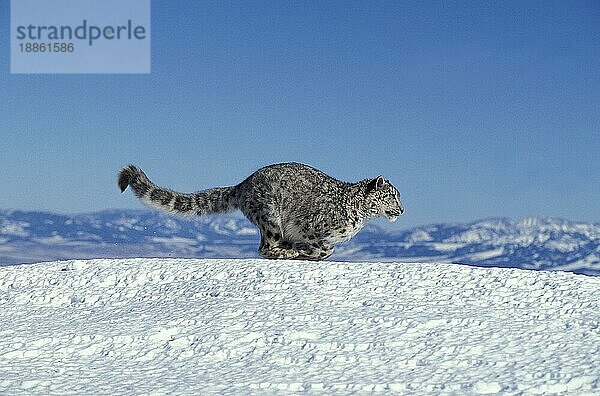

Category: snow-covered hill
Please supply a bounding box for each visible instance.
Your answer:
[1,258,599,394]
[0,209,599,275]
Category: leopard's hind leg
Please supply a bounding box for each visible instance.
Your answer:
[292,240,334,261]
[259,232,299,259]
[250,214,298,260]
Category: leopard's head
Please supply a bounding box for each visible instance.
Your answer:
[364,176,404,222]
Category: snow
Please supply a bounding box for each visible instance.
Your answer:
[465,247,505,261]
[33,235,67,245]
[1,258,599,395]
[430,242,466,252]
[408,230,433,242]
[0,222,30,237]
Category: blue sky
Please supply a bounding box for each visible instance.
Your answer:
[1,1,599,228]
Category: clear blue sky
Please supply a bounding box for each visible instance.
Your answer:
[1,1,599,228]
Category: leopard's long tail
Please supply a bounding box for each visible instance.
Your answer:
[117,165,238,216]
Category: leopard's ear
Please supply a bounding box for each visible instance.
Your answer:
[366,176,385,193]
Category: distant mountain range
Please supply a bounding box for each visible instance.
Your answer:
[1,209,598,275]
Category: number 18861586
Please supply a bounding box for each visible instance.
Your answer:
[19,42,74,53]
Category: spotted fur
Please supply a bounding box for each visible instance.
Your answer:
[118,163,404,260]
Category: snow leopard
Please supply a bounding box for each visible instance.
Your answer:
[118,162,404,260]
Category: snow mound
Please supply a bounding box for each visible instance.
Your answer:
[1,258,599,394]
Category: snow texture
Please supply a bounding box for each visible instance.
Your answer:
[1,258,599,395]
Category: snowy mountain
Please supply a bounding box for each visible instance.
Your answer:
[342,216,600,275]
[0,209,598,275]
[1,258,599,394]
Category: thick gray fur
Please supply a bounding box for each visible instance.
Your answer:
[118,163,404,260]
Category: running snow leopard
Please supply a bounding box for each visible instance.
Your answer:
[118,163,404,260]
